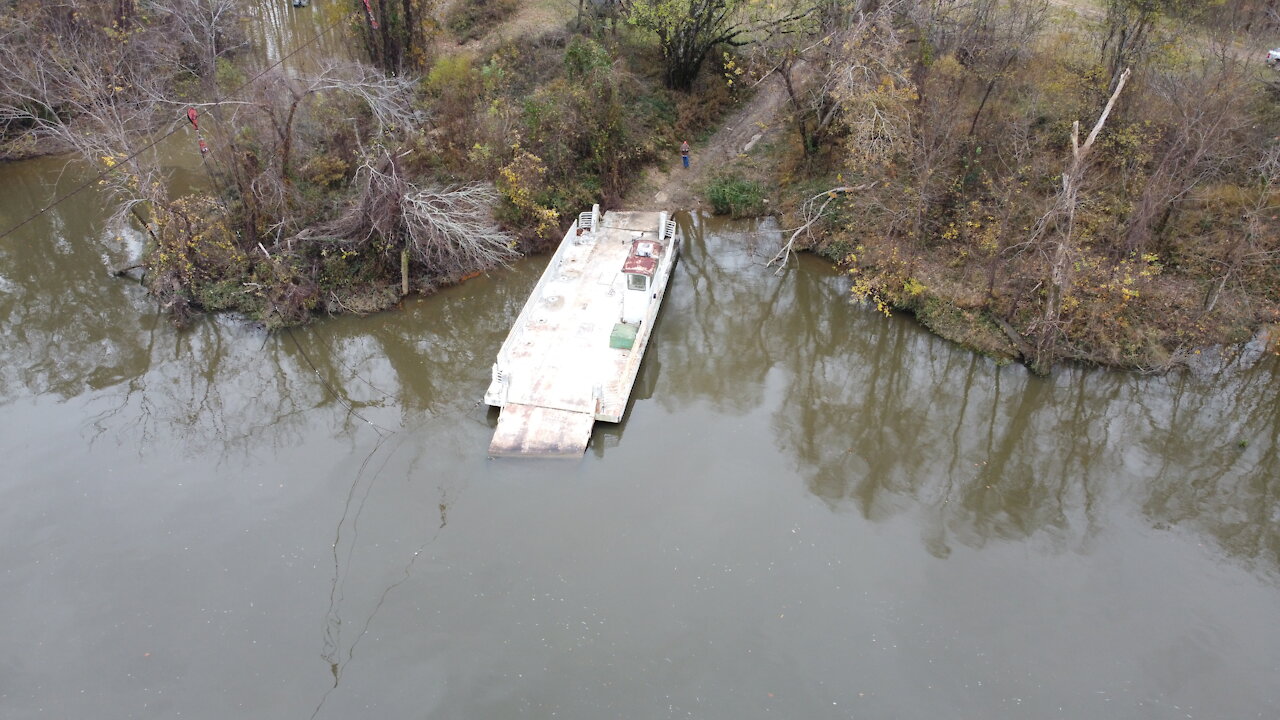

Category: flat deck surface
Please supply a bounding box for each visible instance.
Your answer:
[488,211,667,456]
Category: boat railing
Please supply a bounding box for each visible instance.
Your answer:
[577,204,599,237]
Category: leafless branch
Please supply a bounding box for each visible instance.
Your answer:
[313,148,517,275]
[770,184,872,272]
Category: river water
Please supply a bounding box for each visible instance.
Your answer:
[2,4,1279,719]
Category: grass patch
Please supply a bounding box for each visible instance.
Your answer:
[445,0,520,42]
[911,297,1018,363]
[705,172,766,218]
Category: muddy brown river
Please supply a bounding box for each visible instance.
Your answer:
[2,3,1278,719]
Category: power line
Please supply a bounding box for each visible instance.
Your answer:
[287,327,397,437]
[0,10,349,243]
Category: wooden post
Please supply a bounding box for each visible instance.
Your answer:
[401,248,409,296]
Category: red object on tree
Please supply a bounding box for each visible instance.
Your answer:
[362,0,378,29]
[187,108,199,130]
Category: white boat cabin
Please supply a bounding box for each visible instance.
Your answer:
[621,237,664,324]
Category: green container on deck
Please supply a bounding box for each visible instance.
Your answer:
[609,322,638,349]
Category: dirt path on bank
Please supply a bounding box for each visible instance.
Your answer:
[445,0,801,212]
[625,71,797,212]
[619,0,1267,213]
[474,0,1266,214]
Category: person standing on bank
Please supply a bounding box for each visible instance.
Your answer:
[680,140,690,169]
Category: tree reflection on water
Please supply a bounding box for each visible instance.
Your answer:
[5,201,1276,581]
[660,212,1278,573]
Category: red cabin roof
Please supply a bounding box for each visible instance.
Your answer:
[622,238,663,277]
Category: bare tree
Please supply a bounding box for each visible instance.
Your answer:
[0,1,243,142]
[354,0,438,74]
[1027,68,1131,369]
[956,0,1048,136]
[770,184,872,270]
[0,5,176,224]
[825,4,915,167]
[202,60,422,242]
[623,0,815,90]
[154,0,249,90]
[315,147,517,292]
[1122,55,1252,254]
[1098,0,1181,90]
[0,0,245,232]
[248,61,421,182]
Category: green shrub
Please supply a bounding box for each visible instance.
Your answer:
[706,173,766,217]
[564,37,610,80]
[426,54,476,94]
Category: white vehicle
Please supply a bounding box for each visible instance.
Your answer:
[1268,49,1280,68]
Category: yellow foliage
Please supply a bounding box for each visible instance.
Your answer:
[497,145,559,238]
[146,195,245,286]
[427,54,476,94]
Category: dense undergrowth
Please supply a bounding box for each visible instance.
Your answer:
[186,13,734,329]
[0,1,737,329]
[741,0,1280,372]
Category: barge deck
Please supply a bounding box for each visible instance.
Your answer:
[484,207,680,457]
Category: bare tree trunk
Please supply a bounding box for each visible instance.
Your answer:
[1101,1,1154,91]
[968,77,997,137]
[280,95,303,184]
[1032,68,1131,368]
[1202,273,1228,313]
[379,1,393,70]
[778,57,812,154]
[401,0,415,61]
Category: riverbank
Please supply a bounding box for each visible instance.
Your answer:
[6,0,1275,367]
[706,139,1280,374]
[655,3,1280,374]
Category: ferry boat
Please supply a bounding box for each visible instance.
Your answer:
[484,206,681,456]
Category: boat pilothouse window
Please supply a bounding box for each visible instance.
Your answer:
[620,236,664,324]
